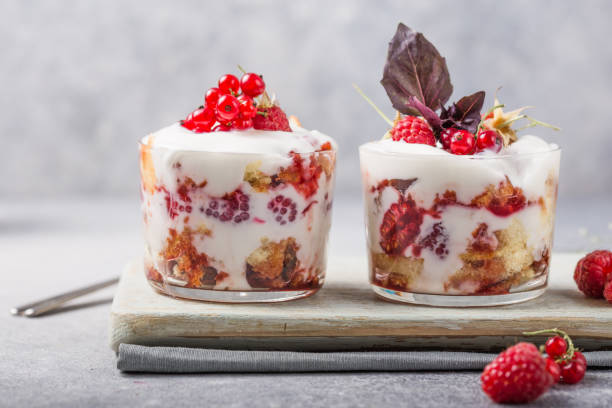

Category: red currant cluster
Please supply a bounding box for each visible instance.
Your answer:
[440,128,502,155]
[182,72,266,133]
[541,332,587,385]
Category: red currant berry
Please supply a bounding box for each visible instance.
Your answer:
[440,128,453,150]
[212,122,232,132]
[205,87,222,107]
[234,118,253,130]
[191,107,215,132]
[560,352,587,384]
[240,73,265,97]
[449,129,476,155]
[181,119,196,131]
[546,357,561,383]
[216,94,240,122]
[218,74,240,95]
[237,94,257,119]
[183,107,215,132]
[573,350,587,367]
[545,336,567,359]
[477,130,503,153]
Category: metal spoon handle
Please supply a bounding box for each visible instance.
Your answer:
[10,277,119,317]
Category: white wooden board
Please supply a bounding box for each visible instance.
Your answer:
[110,253,612,352]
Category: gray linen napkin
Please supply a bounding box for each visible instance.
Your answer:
[117,344,612,373]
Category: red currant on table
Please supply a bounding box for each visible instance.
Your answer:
[205,87,222,107]
[237,94,257,119]
[545,335,567,359]
[218,74,240,95]
[240,73,266,97]
[448,129,476,155]
[546,357,561,383]
[477,129,503,153]
[216,94,240,122]
[560,351,587,384]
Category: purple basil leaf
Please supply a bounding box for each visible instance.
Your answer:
[381,23,453,114]
[440,91,485,134]
[407,96,442,133]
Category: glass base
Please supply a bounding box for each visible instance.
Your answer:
[148,280,318,303]
[371,284,546,307]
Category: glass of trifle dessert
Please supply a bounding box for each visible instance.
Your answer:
[358,24,561,306]
[139,70,336,302]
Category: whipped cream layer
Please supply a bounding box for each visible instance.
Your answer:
[141,123,336,291]
[360,135,559,208]
[147,122,336,155]
[143,123,336,196]
[360,135,560,294]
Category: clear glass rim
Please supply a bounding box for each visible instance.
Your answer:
[139,139,337,157]
[359,142,560,160]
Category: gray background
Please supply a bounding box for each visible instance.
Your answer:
[2,0,612,199]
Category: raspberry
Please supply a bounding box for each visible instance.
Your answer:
[604,274,612,303]
[574,250,612,298]
[253,105,292,131]
[202,189,250,224]
[267,195,298,225]
[481,342,553,404]
[390,116,435,146]
[379,195,423,255]
[415,222,448,259]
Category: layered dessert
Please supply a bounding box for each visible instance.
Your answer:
[358,24,560,306]
[140,71,336,302]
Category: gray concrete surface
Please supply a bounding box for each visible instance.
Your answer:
[2,0,612,199]
[2,196,612,407]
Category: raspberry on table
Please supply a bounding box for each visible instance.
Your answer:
[481,342,553,404]
[604,274,612,303]
[574,250,612,298]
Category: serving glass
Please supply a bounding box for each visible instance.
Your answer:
[140,141,336,303]
[359,144,561,306]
